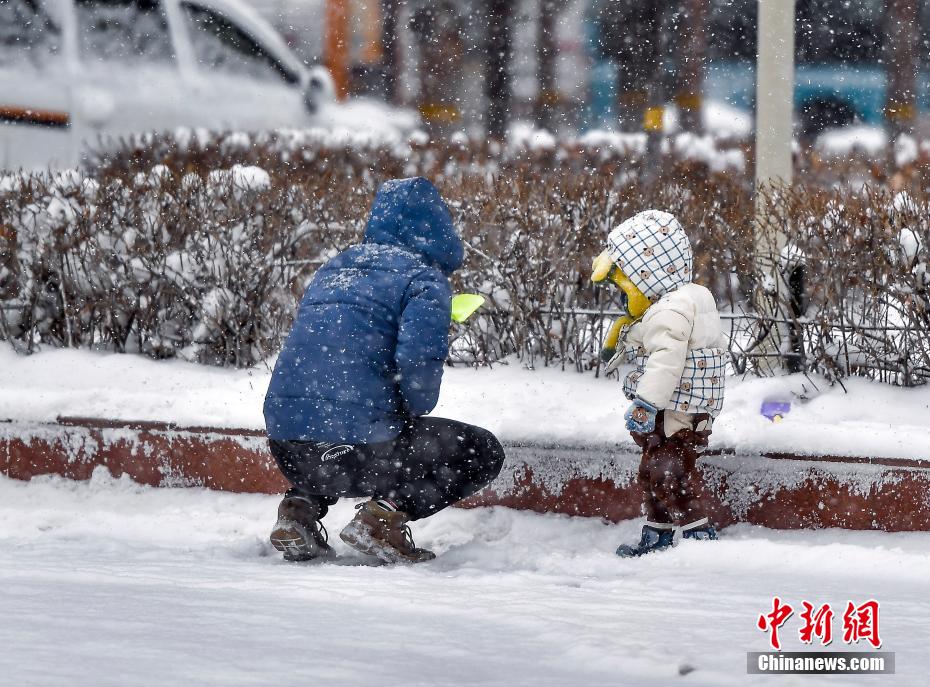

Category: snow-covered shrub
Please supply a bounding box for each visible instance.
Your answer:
[0,166,338,367]
[0,148,755,372]
[2,130,930,386]
[748,185,930,386]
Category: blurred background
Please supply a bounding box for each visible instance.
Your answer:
[2,0,930,169]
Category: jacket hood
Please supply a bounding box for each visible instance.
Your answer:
[605,210,693,300]
[363,177,464,275]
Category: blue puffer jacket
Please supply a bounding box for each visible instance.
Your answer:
[264,177,464,443]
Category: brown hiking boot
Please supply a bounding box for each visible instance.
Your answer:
[339,501,436,564]
[270,495,333,562]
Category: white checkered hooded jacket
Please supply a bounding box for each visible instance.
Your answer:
[606,210,726,418]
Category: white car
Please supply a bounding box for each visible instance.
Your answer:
[0,0,337,170]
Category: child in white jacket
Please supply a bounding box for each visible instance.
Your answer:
[591,210,726,557]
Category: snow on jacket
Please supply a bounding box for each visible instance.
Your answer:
[622,284,726,417]
[264,177,464,443]
[606,210,726,418]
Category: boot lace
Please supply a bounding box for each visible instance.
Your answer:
[316,520,329,543]
[358,502,417,550]
[401,523,417,550]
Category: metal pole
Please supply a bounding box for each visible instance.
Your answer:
[755,0,794,197]
[754,0,795,373]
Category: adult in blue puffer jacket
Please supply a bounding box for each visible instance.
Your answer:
[264,177,505,564]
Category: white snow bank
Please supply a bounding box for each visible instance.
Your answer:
[577,100,752,143]
[895,134,919,167]
[664,99,753,139]
[1,471,927,686]
[507,121,557,152]
[314,97,419,144]
[575,127,748,174]
[2,347,930,460]
[670,132,746,173]
[576,129,647,154]
[207,164,271,192]
[816,125,887,158]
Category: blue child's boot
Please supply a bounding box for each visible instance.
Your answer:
[683,520,718,541]
[616,518,717,557]
[616,522,676,557]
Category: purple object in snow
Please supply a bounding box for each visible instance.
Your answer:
[760,401,792,422]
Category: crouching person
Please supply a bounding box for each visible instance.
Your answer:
[591,210,725,557]
[263,177,505,564]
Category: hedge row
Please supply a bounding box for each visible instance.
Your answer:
[0,132,927,385]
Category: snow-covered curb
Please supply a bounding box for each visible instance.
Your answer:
[4,415,930,531]
[4,346,930,534]
[2,347,930,463]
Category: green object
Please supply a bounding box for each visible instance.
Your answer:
[451,294,485,323]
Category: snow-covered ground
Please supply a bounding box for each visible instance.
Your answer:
[0,471,925,686]
[3,346,930,460]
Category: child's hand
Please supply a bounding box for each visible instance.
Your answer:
[624,398,659,433]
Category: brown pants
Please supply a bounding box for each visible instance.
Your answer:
[631,412,711,525]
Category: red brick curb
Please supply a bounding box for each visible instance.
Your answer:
[2,417,929,531]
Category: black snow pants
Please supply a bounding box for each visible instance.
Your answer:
[269,417,506,520]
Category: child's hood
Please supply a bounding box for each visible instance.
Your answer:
[363,177,464,276]
[606,210,693,300]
